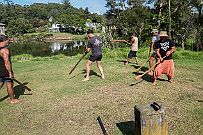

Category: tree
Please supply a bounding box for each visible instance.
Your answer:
[7,17,34,35]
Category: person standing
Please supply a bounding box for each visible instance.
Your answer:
[152,31,176,85]
[83,29,105,81]
[149,29,159,75]
[124,33,139,65]
[0,35,20,104]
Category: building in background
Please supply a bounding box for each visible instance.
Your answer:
[0,23,6,34]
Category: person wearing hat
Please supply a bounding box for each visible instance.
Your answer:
[152,31,176,85]
[148,29,159,75]
[0,35,20,104]
[83,29,105,81]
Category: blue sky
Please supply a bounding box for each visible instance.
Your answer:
[1,0,107,14]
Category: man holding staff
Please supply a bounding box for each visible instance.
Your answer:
[152,31,176,85]
[124,33,139,65]
[0,34,20,104]
[83,29,105,81]
[149,29,159,75]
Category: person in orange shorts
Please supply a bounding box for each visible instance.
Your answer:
[152,31,176,85]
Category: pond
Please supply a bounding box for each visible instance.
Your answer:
[9,40,87,57]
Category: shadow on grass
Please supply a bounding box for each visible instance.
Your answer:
[14,82,32,99]
[0,81,32,102]
[82,69,101,78]
[196,100,203,102]
[117,59,127,64]
[69,69,101,79]
[129,80,144,86]
[132,72,154,83]
[132,65,149,72]
[116,121,135,135]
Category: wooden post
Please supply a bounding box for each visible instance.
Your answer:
[134,102,168,135]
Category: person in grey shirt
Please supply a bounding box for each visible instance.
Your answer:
[83,29,105,81]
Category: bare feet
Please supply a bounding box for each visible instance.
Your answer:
[168,79,174,83]
[101,76,105,80]
[9,99,20,104]
[82,78,89,81]
[124,61,128,65]
[152,79,156,85]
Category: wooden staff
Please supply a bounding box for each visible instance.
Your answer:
[69,53,87,75]
[111,39,128,43]
[134,58,150,72]
[134,56,167,80]
[97,116,108,135]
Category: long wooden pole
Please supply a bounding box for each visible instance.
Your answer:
[135,58,150,72]
[134,56,167,80]
[69,53,87,75]
[97,116,108,135]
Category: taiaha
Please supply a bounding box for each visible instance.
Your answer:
[69,52,87,75]
[134,55,167,80]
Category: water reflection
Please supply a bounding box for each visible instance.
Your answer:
[9,40,87,57]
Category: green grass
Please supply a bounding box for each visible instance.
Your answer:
[0,50,203,135]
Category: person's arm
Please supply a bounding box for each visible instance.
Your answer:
[155,48,161,58]
[166,46,176,57]
[130,37,135,44]
[150,42,155,52]
[1,48,14,79]
[84,40,91,55]
[155,48,164,62]
[85,47,91,53]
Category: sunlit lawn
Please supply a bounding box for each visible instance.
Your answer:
[0,55,202,135]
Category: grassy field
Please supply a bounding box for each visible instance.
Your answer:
[0,52,203,135]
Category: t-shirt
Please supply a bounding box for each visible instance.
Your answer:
[131,36,138,51]
[154,39,175,60]
[152,35,160,49]
[87,36,102,55]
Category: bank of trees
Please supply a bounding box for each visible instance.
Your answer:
[0,0,202,51]
[105,0,203,51]
[0,0,103,36]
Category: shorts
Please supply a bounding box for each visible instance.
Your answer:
[0,76,13,83]
[128,50,137,58]
[89,54,102,62]
[150,51,157,58]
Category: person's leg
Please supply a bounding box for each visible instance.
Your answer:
[125,58,131,65]
[135,57,138,64]
[6,81,20,104]
[96,61,105,79]
[125,50,132,65]
[83,60,93,81]
[0,82,3,89]
[134,51,138,64]
[0,77,4,88]
[152,63,163,85]
[167,60,175,83]
[149,56,154,75]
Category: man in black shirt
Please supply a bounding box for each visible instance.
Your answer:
[0,34,20,104]
[153,31,176,85]
[83,29,105,81]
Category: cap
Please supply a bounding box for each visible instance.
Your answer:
[151,29,158,33]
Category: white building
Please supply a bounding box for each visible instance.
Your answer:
[0,23,6,34]
[49,23,61,32]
